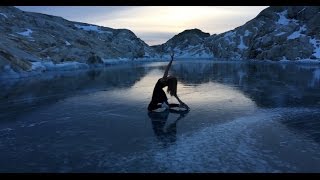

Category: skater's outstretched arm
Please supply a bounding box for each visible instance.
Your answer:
[173,94,189,110]
[163,52,174,78]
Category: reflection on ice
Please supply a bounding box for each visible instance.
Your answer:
[309,69,320,87]
[148,109,189,149]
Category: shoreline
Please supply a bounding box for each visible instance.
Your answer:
[1,58,320,81]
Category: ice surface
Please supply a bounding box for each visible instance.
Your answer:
[1,61,320,172]
[31,61,89,71]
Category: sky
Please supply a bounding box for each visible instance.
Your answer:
[16,6,268,46]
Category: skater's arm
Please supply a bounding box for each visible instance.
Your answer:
[173,94,189,109]
[163,52,174,78]
[163,59,173,78]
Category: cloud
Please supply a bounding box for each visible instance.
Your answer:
[16,6,268,45]
[16,6,135,23]
[91,6,268,45]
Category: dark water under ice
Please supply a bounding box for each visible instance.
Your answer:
[1,60,320,172]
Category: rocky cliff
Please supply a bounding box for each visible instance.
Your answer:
[153,6,320,61]
[0,6,156,74]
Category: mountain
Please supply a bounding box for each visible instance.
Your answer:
[152,28,212,59]
[0,6,156,74]
[153,6,320,61]
[1,6,320,76]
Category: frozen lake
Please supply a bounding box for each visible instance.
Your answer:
[1,60,320,172]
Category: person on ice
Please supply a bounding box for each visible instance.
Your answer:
[148,53,189,112]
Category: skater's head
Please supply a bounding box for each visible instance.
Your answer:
[166,76,177,96]
[159,76,178,96]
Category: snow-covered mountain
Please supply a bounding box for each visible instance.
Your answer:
[0,6,156,74]
[153,6,320,61]
[1,6,320,76]
[152,28,212,59]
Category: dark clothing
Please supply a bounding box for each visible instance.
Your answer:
[148,79,168,111]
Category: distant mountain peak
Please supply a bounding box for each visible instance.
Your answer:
[177,28,210,35]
